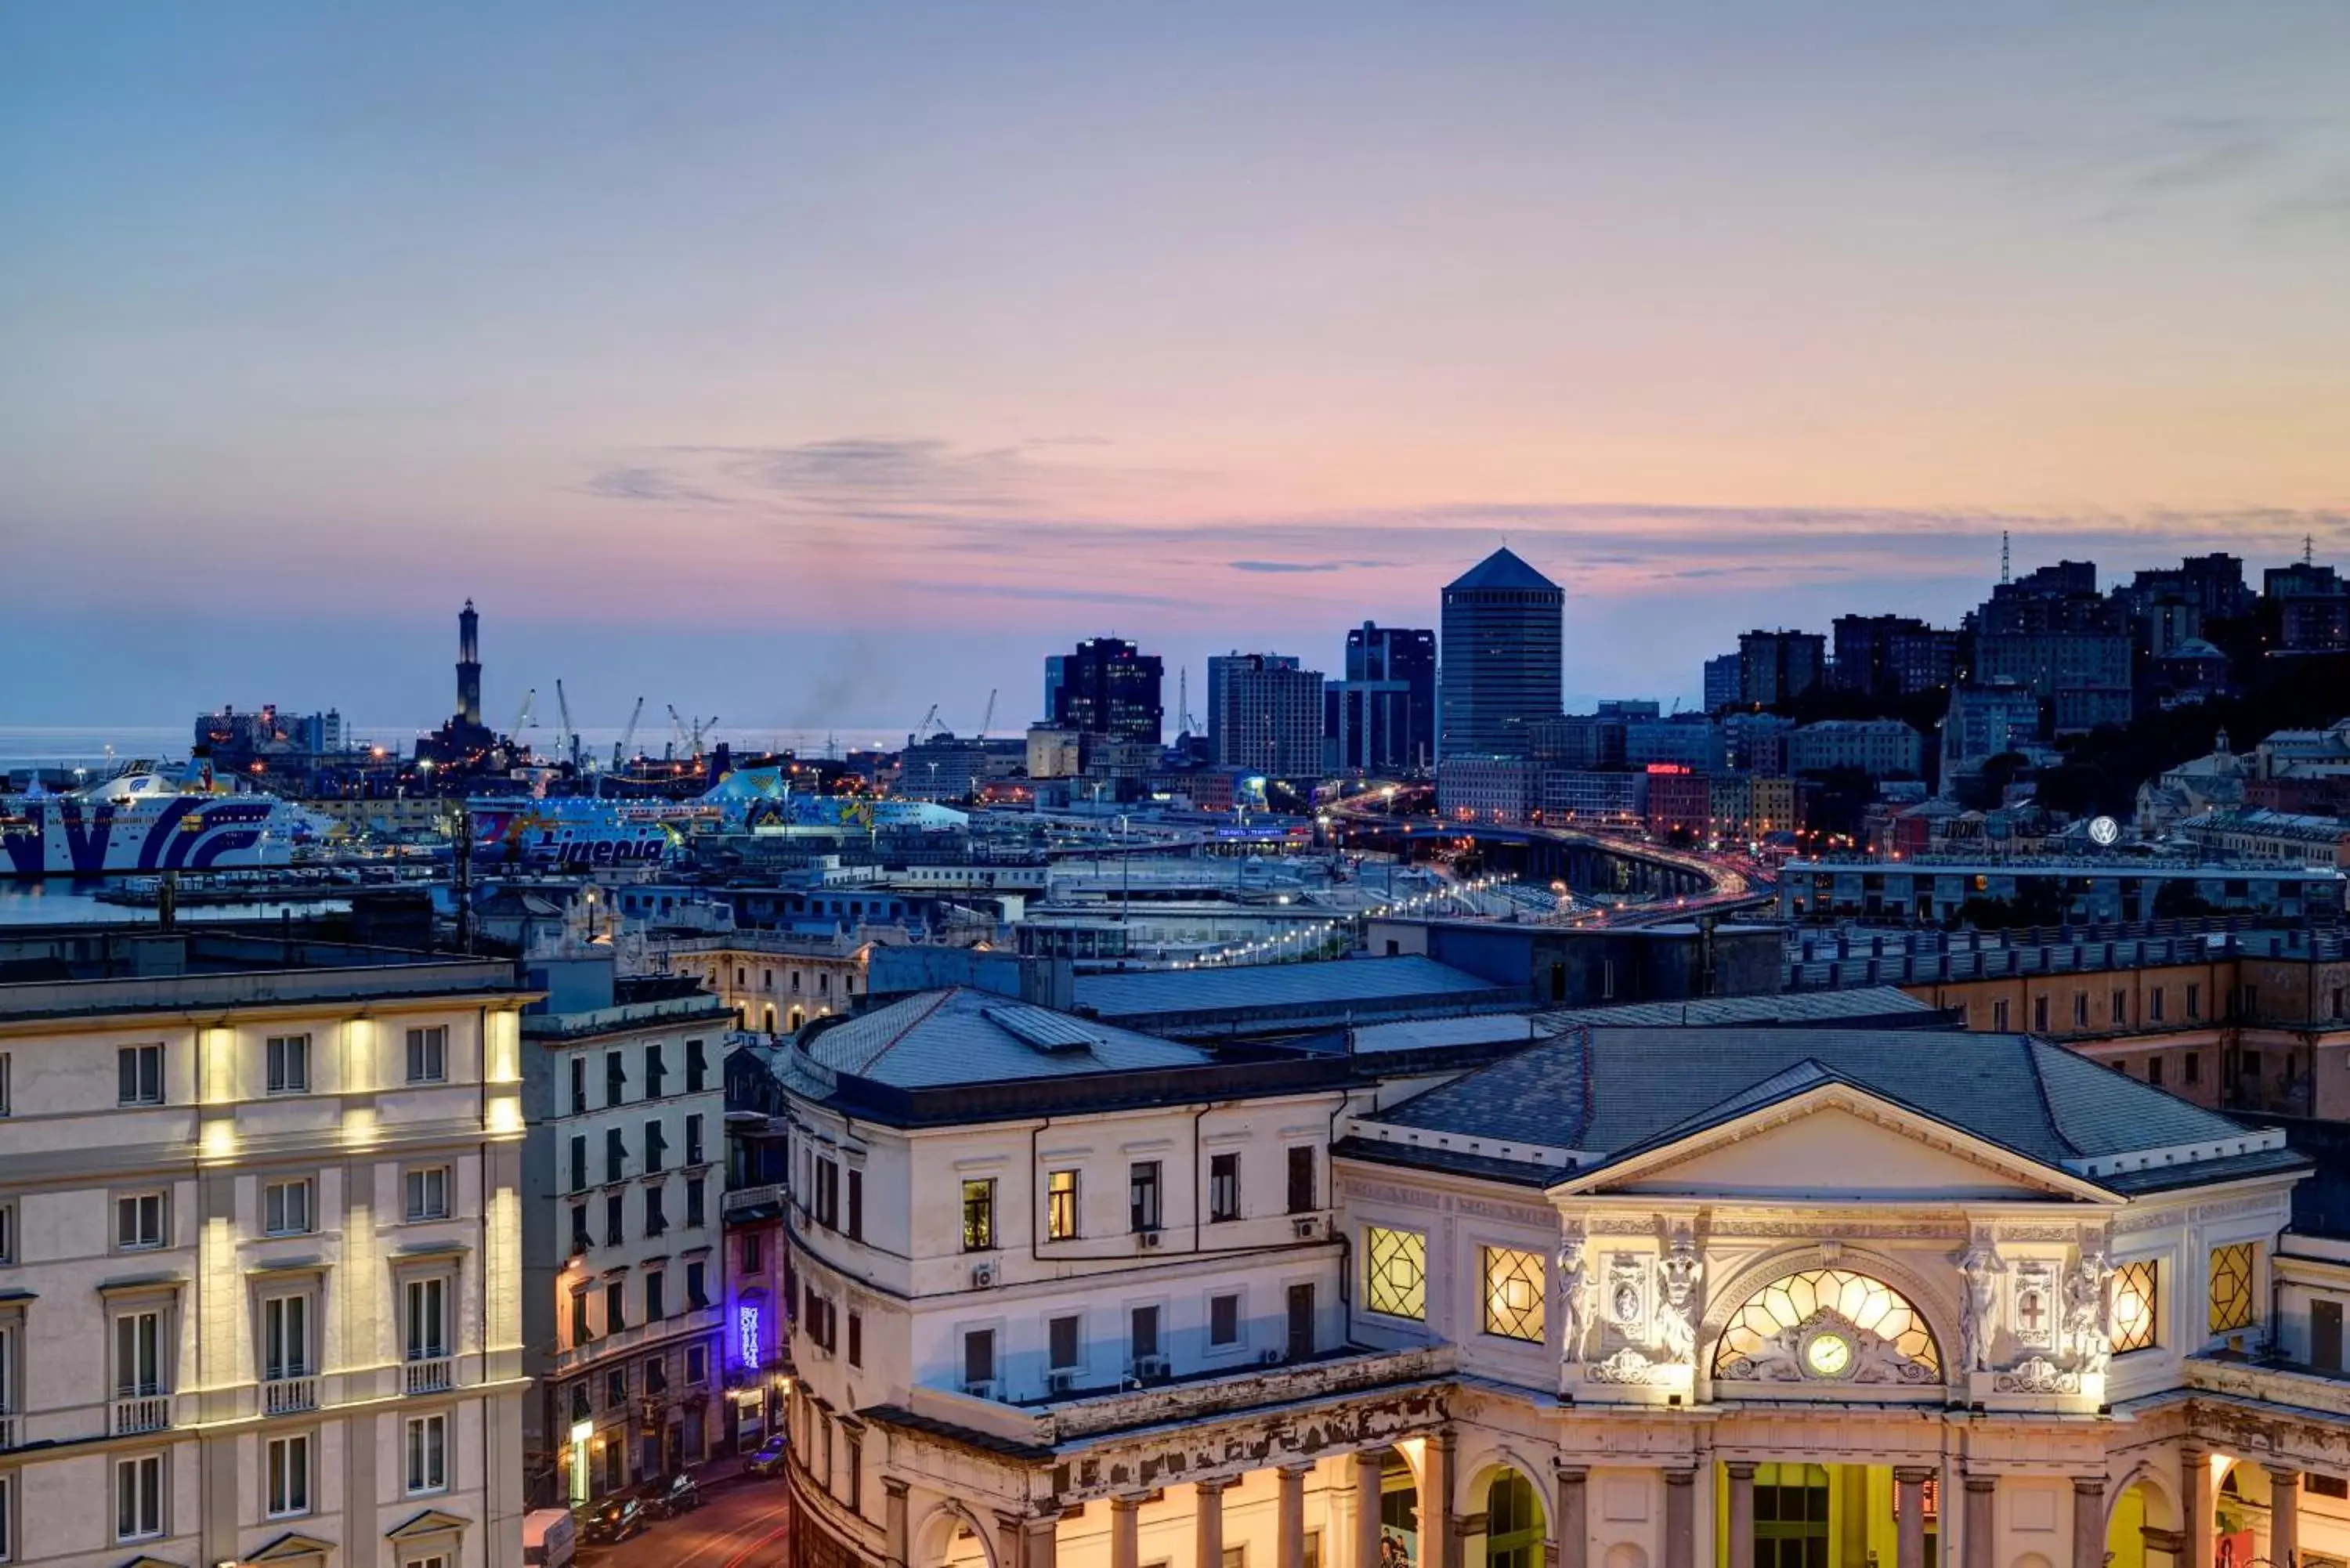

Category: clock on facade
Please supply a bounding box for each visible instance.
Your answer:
[1803,1329,1854,1377]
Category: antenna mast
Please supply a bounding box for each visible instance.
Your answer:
[2001,530,2012,585]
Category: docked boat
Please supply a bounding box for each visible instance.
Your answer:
[1,761,331,878]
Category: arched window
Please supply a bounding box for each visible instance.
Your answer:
[1712,1268,1940,1383]
[1486,1471,1544,1568]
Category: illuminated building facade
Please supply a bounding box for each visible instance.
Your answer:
[0,927,531,1568]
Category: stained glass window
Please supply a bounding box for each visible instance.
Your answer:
[2208,1244,2255,1335]
[1712,1268,1940,1377]
[1365,1227,1427,1321]
[2112,1259,2159,1353]
[1481,1245,1546,1342]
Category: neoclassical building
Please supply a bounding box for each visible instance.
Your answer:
[778,990,2350,1568]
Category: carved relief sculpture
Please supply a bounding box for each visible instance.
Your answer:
[1654,1237,1704,1366]
[1956,1241,2005,1374]
[2064,1251,2114,1376]
[1559,1239,1596,1367]
[2012,1260,2056,1349]
[1607,1253,1647,1339]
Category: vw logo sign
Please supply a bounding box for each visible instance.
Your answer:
[2088,815,2120,847]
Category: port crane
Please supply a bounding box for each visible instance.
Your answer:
[611,697,645,770]
[911,703,941,744]
[667,706,718,760]
[510,688,537,739]
[976,688,997,740]
[554,681,580,770]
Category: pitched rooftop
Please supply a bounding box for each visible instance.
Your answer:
[1445,546,1559,594]
[800,986,1216,1089]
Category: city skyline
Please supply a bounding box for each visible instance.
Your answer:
[4,2,2347,728]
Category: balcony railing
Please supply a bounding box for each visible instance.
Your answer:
[263,1375,319,1414]
[114,1394,172,1435]
[404,1356,454,1395]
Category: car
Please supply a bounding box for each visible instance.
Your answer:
[636,1472,703,1519]
[745,1436,790,1478]
[580,1497,649,1545]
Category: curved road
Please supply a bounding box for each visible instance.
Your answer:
[579,1476,794,1568]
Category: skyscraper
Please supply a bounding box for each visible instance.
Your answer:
[1213,653,1325,776]
[1048,638,1165,743]
[1343,622,1437,768]
[1439,548,1563,758]
[1206,652,1297,760]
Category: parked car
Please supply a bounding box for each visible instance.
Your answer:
[746,1436,790,1478]
[637,1472,703,1519]
[580,1496,649,1545]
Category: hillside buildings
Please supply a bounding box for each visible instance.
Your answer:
[1972,563,2133,735]
[772,986,2350,1568]
[0,927,531,1568]
[1440,549,1564,760]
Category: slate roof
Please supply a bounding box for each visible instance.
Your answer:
[1374,1026,2274,1177]
[1533,987,1944,1030]
[800,987,1213,1089]
[1446,547,1559,593]
[1075,956,1509,1020]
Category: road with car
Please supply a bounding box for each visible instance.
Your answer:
[575,1465,794,1568]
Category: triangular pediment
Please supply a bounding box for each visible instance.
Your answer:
[1551,1085,2111,1203]
[249,1534,335,1563]
[385,1510,470,1543]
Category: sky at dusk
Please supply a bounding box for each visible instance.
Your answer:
[3,2,2346,743]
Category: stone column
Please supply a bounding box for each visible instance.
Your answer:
[1896,1469,1933,1568]
[1665,1469,1697,1568]
[1726,1464,1756,1568]
[2073,1477,2106,1568]
[2182,1447,2214,1568]
[1963,1472,1998,1568]
[999,1513,1029,1568]
[1428,1432,1459,1568]
[1025,1516,1061,1568]
[1280,1466,1311,1568]
[885,1479,911,1568]
[1113,1496,1142,1568]
[2265,1466,2301,1568]
[1198,1478,1234,1568]
[1554,1466,1590,1568]
[1357,1453,1387,1568]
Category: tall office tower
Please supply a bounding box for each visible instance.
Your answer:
[1048,638,1165,743]
[1206,652,1297,760]
[1213,654,1325,776]
[1702,653,1741,714]
[1342,622,1437,769]
[1972,561,2132,732]
[1438,548,1564,758]
[1737,628,1828,707]
[1043,656,1067,723]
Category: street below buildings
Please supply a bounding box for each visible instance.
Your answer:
[578,1473,793,1568]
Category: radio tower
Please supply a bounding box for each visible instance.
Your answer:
[2000,530,2011,585]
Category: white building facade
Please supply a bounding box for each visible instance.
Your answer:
[776,992,2350,1568]
[0,929,531,1568]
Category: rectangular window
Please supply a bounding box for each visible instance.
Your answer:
[1047,1169,1080,1240]
[962,1328,995,1387]
[686,1176,707,1228]
[644,1121,667,1172]
[1209,1292,1241,1346]
[2149,988,2166,1023]
[569,1201,591,1254]
[262,1294,310,1379]
[688,1343,710,1383]
[1048,1313,1081,1370]
[116,1453,164,1541]
[116,1190,165,1251]
[572,1291,591,1345]
[2112,990,2128,1025]
[606,1366,627,1408]
[264,1178,313,1237]
[848,1432,863,1513]
[405,1277,448,1360]
[645,1270,667,1322]
[2314,1300,2345,1372]
[1130,1304,1161,1362]
[405,1026,447,1084]
[645,1183,667,1237]
[2149,1056,2165,1087]
[1481,1245,1547,1342]
[114,1310,163,1396]
[1286,1146,1317,1213]
[685,1113,705,1166]
[1991,1000,2010,1031]
[962,1178,996,1252]
[2209,1243,2258,1335]
[814,1158,839,1228]
[2188,984,2203,1021]
[605,1191,624,1247]
[644,1043,666,1099]
[607,1280,627,1332]
[266,1433,311,1516]
[2308,1473,2350,1501]
[1130,1162,1162,1233]
[685,1259,708,1309]
[847,1169,864,1241]
[742,1231,764,1274]
[2072,994,2088,1029]
[0,1050,9,1116]
[644,1354,667,1395]
[0,1199,13,1265]
[118,1043,164,1106]
[606,1050,626,1107]
[606,1128,627,1183]
[2112,1259,2159,1354]
[848,1310,863,1367]
[1209,1153,1240,1223]
[266,1035,310,1095]
[569,1056,588,1116]
[403,1165,450,1222]
[404,1412,449,1494]
[569,1134,588,1193]
[687,1039,709,1093]
[1365,1226,1429,1320]
[2186,1051,2201,1084]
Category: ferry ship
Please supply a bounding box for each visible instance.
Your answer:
[1,762,331,878]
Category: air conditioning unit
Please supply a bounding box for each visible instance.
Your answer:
[1292,1216,1322,1239]
[1047,1370,1078,1396]
[1138,1229,1163,1249]
[1260,1347,1286,1366]
[962,1378,1000,1401]
[1130,1355,1170,1384]
[971,1262,998,1289]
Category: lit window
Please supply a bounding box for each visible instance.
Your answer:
[1713,1268,1940,1378]
[2209,1244,2257,1335]
[962,1179,995,1252]
[2112,1259,2159,1354]
[1481,1245,1546,1342]
[1365,1227,1427,1321]
[1047,1169,1079,1241]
